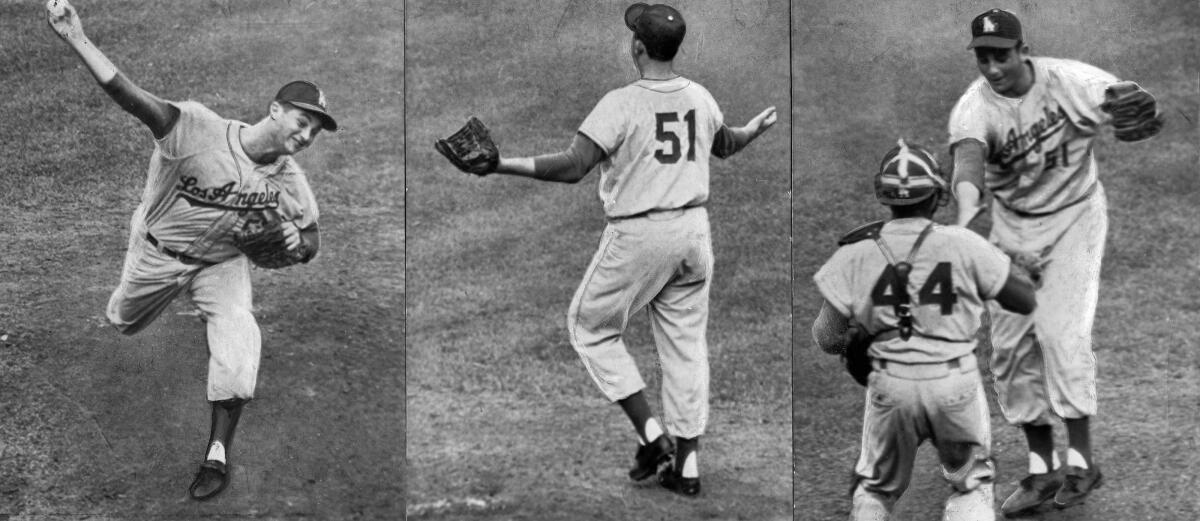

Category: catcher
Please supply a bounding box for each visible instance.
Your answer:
[47,0,333,500]
[811,139,1036,521]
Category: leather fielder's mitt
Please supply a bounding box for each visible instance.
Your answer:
[233,211,313,269]
[435,116,499,176]
[1006,250,1047,289]
[842,322,874,387]
[1100,81,1164,142]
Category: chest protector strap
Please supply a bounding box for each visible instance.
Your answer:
[872,222,936,341]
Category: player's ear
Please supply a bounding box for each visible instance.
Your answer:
[268,101,283,121]
[631,36,646,57]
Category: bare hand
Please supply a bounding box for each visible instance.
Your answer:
[751,106,778,135]
[46,0,84,42]
[281,221,301,251]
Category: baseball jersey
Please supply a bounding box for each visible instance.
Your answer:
[814,219,1011,363]
[578,77,723,218]
[136,101,319,262]
[948,57,1118,215]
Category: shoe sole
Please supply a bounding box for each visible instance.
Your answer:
[1001,492,1058,518]
[1053,474,1104,509]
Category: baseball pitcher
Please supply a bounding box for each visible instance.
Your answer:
[435,3,776,497]
[948,8,1163,515]
[47,0,335,500]
[812,140,1037,521]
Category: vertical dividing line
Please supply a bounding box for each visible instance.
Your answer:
[787,0,796,516]
[401,0,409,498]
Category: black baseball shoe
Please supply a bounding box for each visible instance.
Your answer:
[1000,470,1062,517]
[188,460,230,501]
[1054,465,1103,509]
[628,435,673,481]
[658,465,701,496]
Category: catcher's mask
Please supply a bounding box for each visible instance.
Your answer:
[874,139,948,207]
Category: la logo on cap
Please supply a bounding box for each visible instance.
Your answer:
[982,16,998,33]
[317,91,328,109]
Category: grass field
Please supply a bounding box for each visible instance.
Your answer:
[406,1,791,519]
[792,1,1199,520]
[1,1,403,519]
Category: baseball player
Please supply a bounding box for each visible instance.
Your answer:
[812,140,1037,521]
[437,3,775,496]
[948,9,1163,515]
[47,0,335,500]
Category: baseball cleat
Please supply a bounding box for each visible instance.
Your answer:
[657,466,701,497]
[1053,465,1103,509]
[629,435,673,481]
[1000,470,1062,517]
[188,460,230,501]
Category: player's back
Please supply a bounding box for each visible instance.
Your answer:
[815,219,1011,363]
[579,77,724,218]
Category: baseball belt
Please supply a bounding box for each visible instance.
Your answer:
[146,233,213,266]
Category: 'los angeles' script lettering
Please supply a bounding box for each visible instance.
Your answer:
[998,105,1069,166]
[176,176,280,209]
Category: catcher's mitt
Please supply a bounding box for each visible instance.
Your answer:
[1100,81,1164,142]
[435,116,499,176]
[233,211,314,269]
[841,322,874,387]
[1006,250,1048,289]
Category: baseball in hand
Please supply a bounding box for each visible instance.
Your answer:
[46,0,67,18]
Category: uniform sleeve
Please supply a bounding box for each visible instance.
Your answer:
[813,249,856,318]
[947,85,991,154]
[1052,59,1121,130]
[155,101,222,160]
[270,159,320,229]
[964,233,1011,299]
[577,90,628,156]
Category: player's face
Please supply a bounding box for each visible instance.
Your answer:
[974,45,1029,97]
[275,104,323,155]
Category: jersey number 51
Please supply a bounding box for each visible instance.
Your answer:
[654,109,696,164]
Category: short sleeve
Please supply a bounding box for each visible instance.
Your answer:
[269,158,320,229]
[947,86,991,153]
[155,101,224,160]
[577,90,628,156]
[813,249,856,318]
[1051,59,1121,129]
[965,233,1011,299]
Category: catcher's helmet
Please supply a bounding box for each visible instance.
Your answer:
[875,139,947,206]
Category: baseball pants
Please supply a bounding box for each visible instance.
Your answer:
[567,206,713,439]
[106,228,261,401]
[988,186,1106,424]
[853,353,994,502]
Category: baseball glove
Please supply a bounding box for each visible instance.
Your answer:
[841,322,874,387]
[1100,81,1164,142]
[435,116,500,176]
[1006,250,1047,289]
[233,211,314,269]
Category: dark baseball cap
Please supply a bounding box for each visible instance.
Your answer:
[625,3,685,60]
[968,9,1022,50]
[274,80,338,131]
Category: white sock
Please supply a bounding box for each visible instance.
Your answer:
[680,451,699,478]
[643,418,664,443]
[1066,448,1088,469]
[1028,452,1049,474]
[206,441,226,463]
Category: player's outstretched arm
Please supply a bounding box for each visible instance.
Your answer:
[994,268,1037,315]
[712,106,777,159]
[46,0,178,138]
[950,139,988,227]
[493,133,605,184]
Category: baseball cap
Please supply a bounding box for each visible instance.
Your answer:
[967,9,1022,50]
[274,80,338,131]
[625,3,685,60]
[875,139,947,206]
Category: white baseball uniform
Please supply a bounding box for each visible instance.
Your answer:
[815,219,1011,519]
[106,101,319,401]
[948,57,1117,424]
[567,76,723,439]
